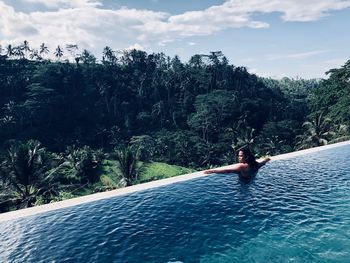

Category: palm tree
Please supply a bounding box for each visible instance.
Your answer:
[260,135,287,155]
[0,140,59,208]
[152,101,166,129]
[52,146,101,184]
[14,46,24,59]
[296,112,335,150]
[66,44,78,55]
[102,46,117,64]
[6,44,15,58]
[229,116,257,152]
[81,49,96,64]
[22,40,31,59]
[329,124,350,143]
[114,146,138,186]
[129,135,156,162]
[231,126,256,151]
[66,44,79,62]
[29,49,42,61]
[39,43,49,59]
[54,45,64,60]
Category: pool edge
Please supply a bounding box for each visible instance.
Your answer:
[1,140,350,222]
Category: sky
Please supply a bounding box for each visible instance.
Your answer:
[0,0,350,79]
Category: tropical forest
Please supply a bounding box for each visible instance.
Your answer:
[0,41,349,212]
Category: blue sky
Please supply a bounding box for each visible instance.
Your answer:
[0,0,349,79]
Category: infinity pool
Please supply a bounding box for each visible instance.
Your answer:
[1,145,350,262]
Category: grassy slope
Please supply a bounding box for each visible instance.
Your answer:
[89,160,196,193]
[136,162,195,183]
[1,160,196,211]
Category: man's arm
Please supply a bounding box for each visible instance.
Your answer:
[257,157,271,168]
[203,163,244,174]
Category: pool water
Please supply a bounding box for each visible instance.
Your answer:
[1,145,350,262]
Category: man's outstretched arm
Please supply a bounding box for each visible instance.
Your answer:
[257,157,271,168]
[203,163,244,174]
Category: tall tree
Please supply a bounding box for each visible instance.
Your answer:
[22,40,31,59]
[114,146,138,186]
[102,46,117,64]
[54,45,64,60]
[0,140,59,208]
[296,112,335,150]
[6,44,15,58]
[39,43,50,59]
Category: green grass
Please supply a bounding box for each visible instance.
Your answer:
[136,162,196,183]
[0,160,196,212]
[53,160,195,199]
[61,160,124,198]
[95,159,195,186]
[92,159,123,191]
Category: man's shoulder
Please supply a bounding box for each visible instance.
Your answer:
[239,163,249,169]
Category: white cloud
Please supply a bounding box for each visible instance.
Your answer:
[22,0,101,9]
[136,2,270,44]
[221,0,350,22]
[266,50,331,61]
[286,50,331,59]
[135,0,350,45]
[126,43,145,51]
[0,1,167,55]
[0,0,349,59]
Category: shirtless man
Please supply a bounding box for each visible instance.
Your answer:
[203,148,271,179]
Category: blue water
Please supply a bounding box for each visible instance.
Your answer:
[1,146,350,263]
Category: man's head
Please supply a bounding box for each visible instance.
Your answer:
[237,148,255,165]
[238,150,246,163]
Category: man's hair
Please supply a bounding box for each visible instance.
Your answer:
[237,147,259,171]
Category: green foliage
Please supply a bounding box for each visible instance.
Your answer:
[113,146,138,186]
[99,175,118,188]
[136,162,195,183]
[188,90,238,143]
[153,130,212,167]
[53,146,103,184]
[93,159,125,191]
[129,135,156,162]
[257,120,300,155]
[0,46,309,164]
[296,112,335,150]
[99,159,120,179]
[50,191,77,202]
[231,125,256,152]
[310,60,350,125]
[0,140,60,208]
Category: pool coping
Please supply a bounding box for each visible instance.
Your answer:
[1,140,350,222]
